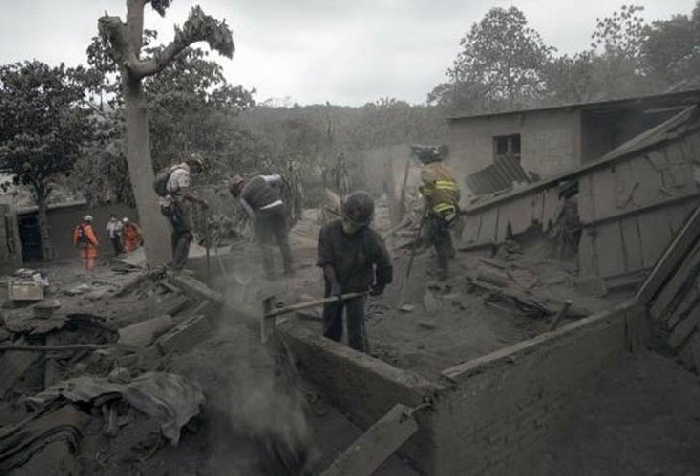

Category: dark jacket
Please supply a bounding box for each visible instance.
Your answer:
[317,219,393,292]
[241,176,281,211]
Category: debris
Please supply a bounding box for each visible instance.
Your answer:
[471,279,551,318]
[155,314,213,355]
[31,299,61,319]
[0,404,91,474]
[8,280,44,301]
[668,307,700,349]
[549,300,574,331]
[399,304,415,313]
[423,289,441,313]
[26,372,204,446]
[64,283,92,296]
[418,321,437,330]
[108,367,131,384]
[575,276,608,298]
[321,403,418,476]
[118,315,174,347]
[0,338,42,398]
[475,265,512,288]
[85,288,111,301]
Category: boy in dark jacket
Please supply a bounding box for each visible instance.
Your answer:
[317,191,393,352]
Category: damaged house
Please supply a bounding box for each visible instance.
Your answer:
[450,89,700,195]
[453,90,700,289]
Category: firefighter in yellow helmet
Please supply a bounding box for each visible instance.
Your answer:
[412,144,460,281]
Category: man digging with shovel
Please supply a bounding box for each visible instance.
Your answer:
[317,191,393,353]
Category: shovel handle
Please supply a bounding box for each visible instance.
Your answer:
[264,292,368,319]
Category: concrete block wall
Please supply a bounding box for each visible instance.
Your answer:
[433,299,646,475]
[448,109,581,182]
[280,301,647,475]
[278,324,444,474]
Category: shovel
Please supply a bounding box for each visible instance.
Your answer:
[260,292,367,343]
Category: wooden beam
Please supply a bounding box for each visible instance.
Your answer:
[637,204,700,305]
[321,404,418,476]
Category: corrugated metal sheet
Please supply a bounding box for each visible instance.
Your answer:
[465,156,532,195]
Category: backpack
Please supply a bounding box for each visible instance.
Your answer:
[153,169,172,197]
[75,225,90,248]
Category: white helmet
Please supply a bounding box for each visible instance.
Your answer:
[84,215,93,222]
[122,217,129,223]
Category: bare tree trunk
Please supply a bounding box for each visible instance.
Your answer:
[122,0,170,267]
[124,76,171,266]
[36,193,54,261]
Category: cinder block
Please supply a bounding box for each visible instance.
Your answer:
[155,314,212,354]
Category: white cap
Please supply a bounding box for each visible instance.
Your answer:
[122,217,129,223]
[84,215,93,222]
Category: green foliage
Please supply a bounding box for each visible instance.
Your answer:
[0,61,94,203]
[642,2,700,87]
[433,3,700,111]
[432,6,555,112]
[79,29,254,205]
[175,6,234,59]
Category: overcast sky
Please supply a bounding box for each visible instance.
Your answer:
[0,0,695,106]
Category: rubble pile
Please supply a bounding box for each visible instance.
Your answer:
[0,265,216,475]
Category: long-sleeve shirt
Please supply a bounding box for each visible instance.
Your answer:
[106,220,123,239]
[317,219,393,292]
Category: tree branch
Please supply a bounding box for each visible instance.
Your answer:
[128,6,234,79]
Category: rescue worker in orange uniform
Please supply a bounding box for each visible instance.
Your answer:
[412,144,461,281]
[122,217,143,253]
[73,215,99,271]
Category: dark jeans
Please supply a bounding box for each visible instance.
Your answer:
[426,214,455,274]
[255,205,293,277]
[322,280,367,352]
[110,236,123,256]
[170,230,192,271]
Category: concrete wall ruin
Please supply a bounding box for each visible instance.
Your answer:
[280,299,648,475]
[448,109,581,183]
[457,106,700,285]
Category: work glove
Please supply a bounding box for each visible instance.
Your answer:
[330,281,343,301]
[369,283,385,297]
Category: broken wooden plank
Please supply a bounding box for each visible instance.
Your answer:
[637,203,700,304]
[666,283,699,328]
[0,338,41,397]
[321,403,418,476]
[155,314,213,355]
[158,293,192,317]
[668,306,700,349]
[619,216,643,273]
[691,333,700,371]
[638,207,674,269]
[591,167,618,220]
[577,175,595,223]
[593,222,625,279]
[578,229,596,278]
[476,208,499,244]
[541,187,561,232]
[649,243,700,320]
[118,315,174,347]
[169,274,224,304]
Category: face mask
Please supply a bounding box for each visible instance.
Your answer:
[341,218,363,235]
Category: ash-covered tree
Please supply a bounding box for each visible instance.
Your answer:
[642,1,700,90]
[79,32,255,206]
[429,6,554,112]
[0,61,95,260]
[96,0,235,266]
